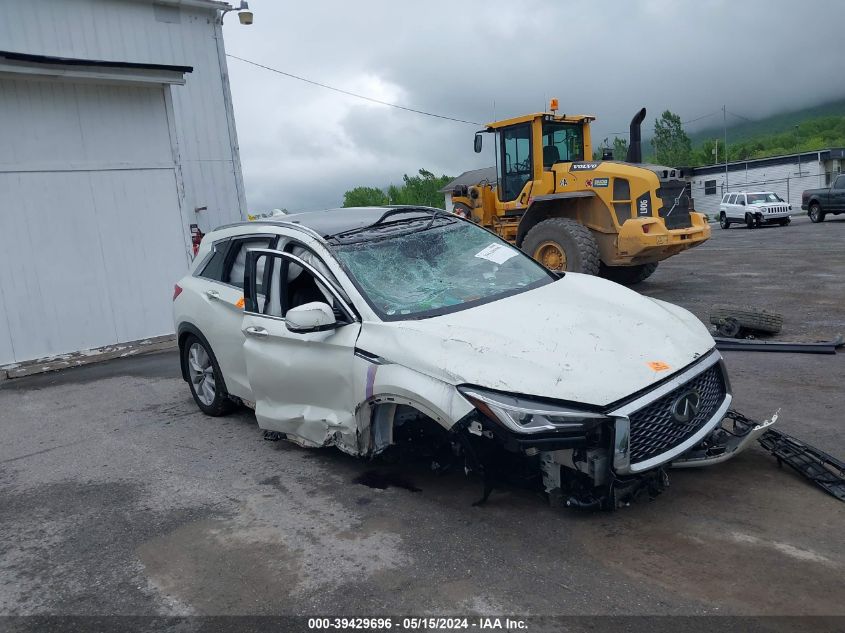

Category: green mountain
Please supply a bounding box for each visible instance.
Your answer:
[684,98,845,164]
[689,98,845,145]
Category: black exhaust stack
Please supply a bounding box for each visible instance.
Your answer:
[625,107,646,164]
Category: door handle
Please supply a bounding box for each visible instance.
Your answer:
[244,326,269,338]
[205,289,220,301]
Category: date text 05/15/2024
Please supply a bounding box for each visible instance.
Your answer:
[307,617,528,630]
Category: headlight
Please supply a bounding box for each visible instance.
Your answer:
[458,386,609,434]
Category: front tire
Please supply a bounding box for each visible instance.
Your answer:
[521,218,601,275]
[809,203,826,223]
[778,218,791,226]
[745,213,756,229]
[719,212,730,229]
[182,335,234,416]
[600,262,659,285]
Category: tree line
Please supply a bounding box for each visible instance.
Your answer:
[343,169,453,209]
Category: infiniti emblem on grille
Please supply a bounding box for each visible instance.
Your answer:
[671,390,701,423]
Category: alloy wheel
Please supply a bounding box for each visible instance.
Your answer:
[188,342,216,405]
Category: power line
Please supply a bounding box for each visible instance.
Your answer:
[606,110,721,136]
[226,54,482,126]
[726,109,753,122]
[683,111,720,124]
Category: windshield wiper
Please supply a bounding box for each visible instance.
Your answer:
[328,207,455,244]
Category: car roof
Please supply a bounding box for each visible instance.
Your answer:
[221,206,441,240]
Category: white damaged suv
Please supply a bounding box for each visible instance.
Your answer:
[173,207,774,509]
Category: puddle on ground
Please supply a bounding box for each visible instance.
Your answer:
[353,470,421,492]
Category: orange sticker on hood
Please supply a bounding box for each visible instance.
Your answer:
[647,361,671,371]
[235,297,245,309]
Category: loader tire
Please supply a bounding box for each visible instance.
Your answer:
[600,262,659,285]
[709,304,783,335]
[522,218,601,275]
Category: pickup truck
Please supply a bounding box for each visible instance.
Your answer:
[801,173,845,222]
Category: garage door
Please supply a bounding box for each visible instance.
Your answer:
[0,78,190,364]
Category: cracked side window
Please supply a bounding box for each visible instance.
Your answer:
[334,221,552,320]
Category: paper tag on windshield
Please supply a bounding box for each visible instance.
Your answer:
[475,243,518,265]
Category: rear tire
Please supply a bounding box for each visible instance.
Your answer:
[521,218,601,275]
[181,334,234,416]
[600,262,659,285]
[809,203,825,223]
[719,212,730,229]
[710,304,783,335]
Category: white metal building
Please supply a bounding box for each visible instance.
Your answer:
[439,166,497,211]
[0,0,247,367]
[689,148,845,216]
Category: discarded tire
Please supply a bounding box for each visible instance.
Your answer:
[715,317,742,338]
[709,304,783,335]
[600,262,658,285]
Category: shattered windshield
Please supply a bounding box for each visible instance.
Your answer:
[332,220,553,320]
[747,193,783,204]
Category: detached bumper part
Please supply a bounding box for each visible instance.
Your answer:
[672,408,779,468]
[674,409,845,503]
[758,428,845,502]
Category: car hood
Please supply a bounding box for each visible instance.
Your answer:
[356,273,715,408]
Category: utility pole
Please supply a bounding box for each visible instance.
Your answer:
[795,125,801,178]
[723,105,729,191]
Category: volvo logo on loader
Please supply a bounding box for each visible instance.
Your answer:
[671,390,701,424]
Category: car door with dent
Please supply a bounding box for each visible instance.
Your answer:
[240,248,361,448]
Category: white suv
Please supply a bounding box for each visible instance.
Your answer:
[173,206,773,509]
[719,191,792,229]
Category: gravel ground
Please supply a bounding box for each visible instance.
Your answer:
[1,213,843,625]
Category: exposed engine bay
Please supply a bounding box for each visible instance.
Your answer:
[268,404,801,511]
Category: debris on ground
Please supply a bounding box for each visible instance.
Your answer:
[714,335,843,354]
[710,304,783,337]
[674,408,845,503]
[758,427,845,502]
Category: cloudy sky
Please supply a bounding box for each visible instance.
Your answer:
[222,0,845,213]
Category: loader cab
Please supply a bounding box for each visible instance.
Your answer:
[480,113,594,203]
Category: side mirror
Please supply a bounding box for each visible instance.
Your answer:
[285,302,337,333]
[739,200,745,206]
[474,133,483,153]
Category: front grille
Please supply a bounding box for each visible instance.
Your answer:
[628,364,727,464]
[761,205,787,215]
[765,205,787,214]
[657,181,692,229]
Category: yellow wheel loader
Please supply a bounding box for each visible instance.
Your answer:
[450,104,710,283]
